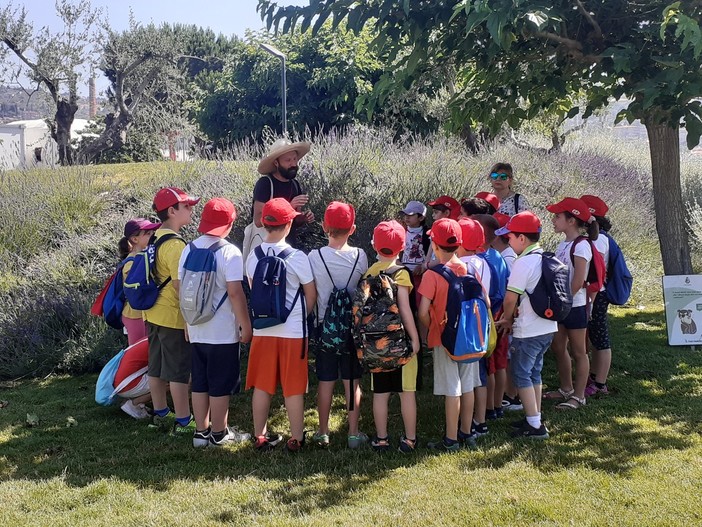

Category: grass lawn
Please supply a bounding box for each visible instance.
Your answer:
[1,307,701,526]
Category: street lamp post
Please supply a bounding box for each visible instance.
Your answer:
[259,43,287,136]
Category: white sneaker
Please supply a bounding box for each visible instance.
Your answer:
[209,426,252,446]
[120,400,149,420]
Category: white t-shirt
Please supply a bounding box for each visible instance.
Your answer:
[245,240,314,339]
[500,246,517,272]
[308,246,369,322]
[506,246,558,338]
[460,255,492,296]
[178,235,244,344]
[555,238,592,308]
[401,226,426,271]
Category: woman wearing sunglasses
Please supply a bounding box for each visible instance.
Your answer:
[487,163,531,216]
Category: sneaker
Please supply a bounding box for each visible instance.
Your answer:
[120,400,149,420]
[312,432,330,448]
[347,432,369,449]
[284,437,305,453]
[511,421,549,439]
[371,436,391,453]
[209,426,252,447]
[486,408,498,421]
[502,394,523,411]
[585,383,609,397]
[254,431,284,452]
[152,410,175,428]
[472,421,488,436]
[458,429,477,450]
[172,417,197,436]
[427,437,460,452]
[193,427,212,448]
[510,418,550,434]
[398,436,417,454]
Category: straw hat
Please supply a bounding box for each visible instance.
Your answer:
[257,138,311,175]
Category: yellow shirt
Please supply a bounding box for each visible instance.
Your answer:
[121,258,141,320]
[364,261,413,291]
[143,228,186,329]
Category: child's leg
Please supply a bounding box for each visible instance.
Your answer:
[567,327,590,400]
[170,381,191,419]
[252,388,273,437]
[342,379,362,436]
[588,293,612,385]
[473,386,487,423]
[373,393,391,438]
[316,381,335,435]
[592,348,612,384]
[284,394,305,441]
[459,391,474,435]
[550,324,573,393]
[399,391,417,440]
[444,395,460,441]
[209,395,230,433]
[494,368,507,409]
[192,392,210,430]
[486,373,495,411]
[149,376,169,411]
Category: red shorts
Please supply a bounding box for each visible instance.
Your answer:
[488,333,509,374]
[245,336,308,397]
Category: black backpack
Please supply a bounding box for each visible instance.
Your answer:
[527,250,573,321]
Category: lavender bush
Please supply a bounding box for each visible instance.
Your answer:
[0,125,696,379]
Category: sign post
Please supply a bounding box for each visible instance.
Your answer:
[662,275,702,347]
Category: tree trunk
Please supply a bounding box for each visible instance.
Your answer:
[53,99,78,165]
[645,121,693,275]
[78,112,133,164]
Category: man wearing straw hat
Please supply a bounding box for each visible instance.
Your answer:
[242,138,315,263]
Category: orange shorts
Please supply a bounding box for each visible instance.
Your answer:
[245,336,308,397]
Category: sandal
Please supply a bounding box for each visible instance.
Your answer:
[556,395,586,410]
[543,388,574,401]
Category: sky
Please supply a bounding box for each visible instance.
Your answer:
[15,0,307,94]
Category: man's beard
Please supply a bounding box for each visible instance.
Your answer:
[278,165,298,180]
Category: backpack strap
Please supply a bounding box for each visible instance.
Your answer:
[266,174,274,201]
[151,232,185,290]
[514,193,521,214]
[110,366,148,399]
[206,238,230,312]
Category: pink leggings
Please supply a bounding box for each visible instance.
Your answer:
[122,316,147,346]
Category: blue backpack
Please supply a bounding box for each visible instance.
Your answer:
[95,340,149,406]
[526,250,573,321]
[250,245,303,329]
[123,233,183,311]
[91,258,131,330]
[477,248,509,313]
[430,265,490,363]
[602,233,633,305]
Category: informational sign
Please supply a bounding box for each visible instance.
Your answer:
[662,275,702,346]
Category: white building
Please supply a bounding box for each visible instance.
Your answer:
[0,118,91,169]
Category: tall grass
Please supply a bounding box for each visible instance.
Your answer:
[0,126,698,379]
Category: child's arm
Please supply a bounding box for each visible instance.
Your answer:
[418,295,431,330]
[302,281,317,316]
[572,256,588,295]
[397,285,420,355]
[227,280,252,343]
[496,291,519,334]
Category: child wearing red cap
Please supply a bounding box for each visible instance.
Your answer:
[544,197,599,410]
[580,195,615,397]
[245,198,317,453]
[424,195,461,270]
[145,186,200,434]
[418,218,481,451]
[491,213,517,271]
[308,201,369,449]
[119,218,161,345]
[495,211,557,438]
[178,198,253,448]
[365,220,420,453]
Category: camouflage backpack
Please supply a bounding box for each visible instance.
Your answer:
[352,266,412,373]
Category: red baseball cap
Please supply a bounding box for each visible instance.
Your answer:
[428,195,461,220]
[475,192,501,212]
[493,212,510,228]
[373,220,405,257]
[324,201,355,230]
[458,218,485,251]
[429,218,462,247]
[546,197,592,222]
[153,187,200,212]
[262,197,301,226]
[495,211,542,235]
[198,197,237,237]
[580,195,609,217]
[124,218,161,238]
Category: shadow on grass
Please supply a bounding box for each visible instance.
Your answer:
[0,308,700,499]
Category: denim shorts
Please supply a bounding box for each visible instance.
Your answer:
[509,333,555,389]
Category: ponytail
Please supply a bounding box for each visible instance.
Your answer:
[586,218,600,241]
[118,236,131,260]
[595,215,612,233]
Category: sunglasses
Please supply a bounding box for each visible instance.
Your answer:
[490,172,511,181]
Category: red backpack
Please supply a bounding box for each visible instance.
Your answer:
[569,236,606,296]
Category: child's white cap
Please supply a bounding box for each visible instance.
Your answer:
[400,201,426,216]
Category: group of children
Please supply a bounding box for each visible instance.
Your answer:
[110,161,622,452]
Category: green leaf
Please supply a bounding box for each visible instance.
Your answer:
[524,11,548,31]
[567,106,580,119]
